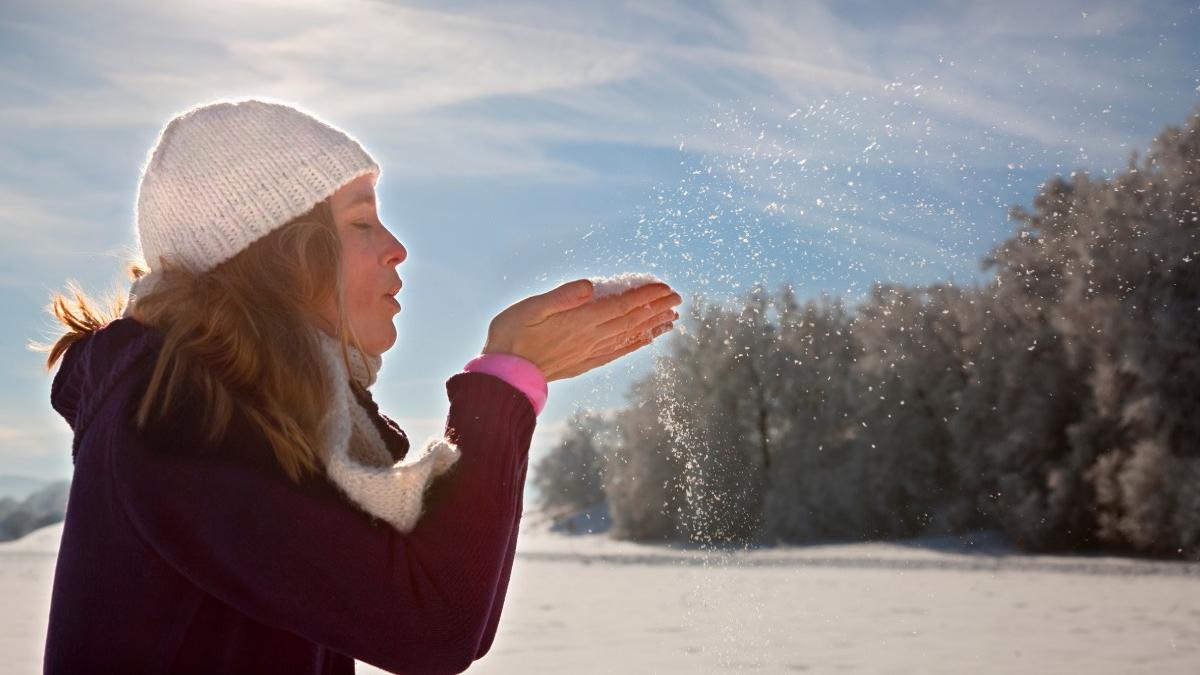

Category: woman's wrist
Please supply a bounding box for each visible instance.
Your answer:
[462,352,548,416]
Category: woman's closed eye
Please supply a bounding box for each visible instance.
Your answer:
[352,222,373,230]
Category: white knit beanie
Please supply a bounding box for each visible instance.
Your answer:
[134,98,380,274]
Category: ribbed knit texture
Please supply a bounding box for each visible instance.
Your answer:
[135,98,380,274]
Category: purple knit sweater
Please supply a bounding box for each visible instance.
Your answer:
[44,317,535,674]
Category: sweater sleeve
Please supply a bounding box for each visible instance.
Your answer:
[474,450,527,659]
[109,371,534,675]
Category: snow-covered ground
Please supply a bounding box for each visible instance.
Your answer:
[5,518,1198,674]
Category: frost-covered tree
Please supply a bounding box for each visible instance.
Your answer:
[945,277,1091,550]
[760,290,861,541]
[531,410,612,521]
[956,106,1200,556]
[1080,112,1200,558]
[600,366,689,542]
[847,282,974,537]
[760,282,975,542]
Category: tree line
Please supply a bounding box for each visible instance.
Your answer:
[533,106,1200,559]
[0,480,69,542]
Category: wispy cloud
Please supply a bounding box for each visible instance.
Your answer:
[1,0,646,176]
[5,0,1182,181]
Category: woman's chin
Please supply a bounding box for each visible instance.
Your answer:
[365,324,398,357]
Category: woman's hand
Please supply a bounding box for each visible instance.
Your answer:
[482,279,682,382]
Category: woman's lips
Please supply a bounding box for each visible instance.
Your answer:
[385,280,401,310]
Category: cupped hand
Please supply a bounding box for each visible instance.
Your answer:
[482,279,682,382]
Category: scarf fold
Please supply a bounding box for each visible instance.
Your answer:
[311,328,461,532]
[124,272,462,532]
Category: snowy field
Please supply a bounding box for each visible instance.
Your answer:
[5,519,1198,674]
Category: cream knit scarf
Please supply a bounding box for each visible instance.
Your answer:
[123,273,462,533]
[310,329,461,532]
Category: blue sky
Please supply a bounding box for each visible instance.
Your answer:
[2,0,1198,487]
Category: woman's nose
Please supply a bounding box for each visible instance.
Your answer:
[383,232,407,266]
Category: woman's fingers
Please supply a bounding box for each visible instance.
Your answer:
[597,292,681,334]
[591,319,674,355]
[600,306,676,343]
[584,283,677,324]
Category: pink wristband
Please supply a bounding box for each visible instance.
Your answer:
[462,353,548,416]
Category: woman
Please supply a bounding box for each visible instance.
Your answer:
[39,98,680,674]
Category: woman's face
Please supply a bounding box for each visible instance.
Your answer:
[319,173,407,357]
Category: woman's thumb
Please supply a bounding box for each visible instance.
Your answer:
[529,278,594,320]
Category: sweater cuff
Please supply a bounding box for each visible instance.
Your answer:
[462,353,548,416]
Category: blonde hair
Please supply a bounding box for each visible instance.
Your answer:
[35,199,367,484]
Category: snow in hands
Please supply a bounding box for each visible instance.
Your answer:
[588,272,666,300]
